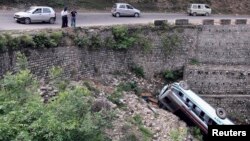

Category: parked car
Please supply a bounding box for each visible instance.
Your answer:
[111,3,140,17]
[158,81,234,134]
[187,4,211,16]
[14,6,56,24]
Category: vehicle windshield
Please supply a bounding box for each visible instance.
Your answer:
[25,7,35,13]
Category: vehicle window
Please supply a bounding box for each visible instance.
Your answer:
[208,118,217,125]
[126,5,133,9]
[33,8,42,14]
[164,97,171,103]
[119,5,126,9]
[198,5,201,9]
[192,5,198,9]
[205,5,210,9]
[178,92,183,97]
[25,7,35,12]
[43,8,51,13]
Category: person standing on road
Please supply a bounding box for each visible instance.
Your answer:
[70,9,77,27]
[61,7,68,28]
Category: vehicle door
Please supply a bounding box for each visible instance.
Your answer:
[42,8,52,21]
[118,4,126,16]
[30,8,42,22]
[197,4,203,15]
[191,4,198,14]
[126,4,134,16]
[204,5,211,14]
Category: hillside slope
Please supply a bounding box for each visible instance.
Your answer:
[0,0,249,14]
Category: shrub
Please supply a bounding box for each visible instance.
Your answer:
[50,31,63,46]
[0,69,113,141]
[33,33,58,48]
[4,34,20,50]
[130,64,145,78]
[118,82,142,95]
[169,128,187,141]
[190,58,200,65]
[190,127,203,141]
[16,52,28,71]
[107,90,124,107]
[19,34,36,48]
[89,34,102,49]
[75,35,91,48]
[0,35,7,52]
[135,35,152,52]
[163,69,183,82]
[112,25,136,50]
[161,34,181,54]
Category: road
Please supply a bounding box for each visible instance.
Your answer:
[0,11,250,30]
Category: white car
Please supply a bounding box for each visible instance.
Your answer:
[187,4,212,16]
[111,3,141,17]
[14,6,56,24]
[158,81,234,134]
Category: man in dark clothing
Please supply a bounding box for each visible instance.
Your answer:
[71,10,77,27]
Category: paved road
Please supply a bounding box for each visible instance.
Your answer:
[0,11,250,30]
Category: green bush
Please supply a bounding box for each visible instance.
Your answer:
[130,64,145,78]
[163,69,183,82]
[33,33,59,48]
[0,69,113,141]
[50,31,63,46]
[169,128,187,141]
[0,35,7,52]
[19,35,36,48]
[118,82,142,95]
[75,35,91,48]
[161,34,181,54]
[4,34,20,50]
[135,34,152,52]
[112,25,136,50]
[190,58,200,65]
[89,34,102,49]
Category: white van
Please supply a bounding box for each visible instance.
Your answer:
[158,81,234,134]
[187,4,211,16]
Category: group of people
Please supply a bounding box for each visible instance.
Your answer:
[61,7,77,28]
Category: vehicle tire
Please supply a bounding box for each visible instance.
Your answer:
[205,12,209,16]
[24,18,31,24]
[134,13,140,17]
[115,13,120,17]
[179,81,189,90]
[49,18,55,24]
[216,108,227,119]
[193,12,197,16]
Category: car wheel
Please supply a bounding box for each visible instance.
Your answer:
[216,108,227,119]
[134,13,140,17]
[24,18,31,24]
[205,12,209,16]
[49,18,55,24]
[115,13,120,17]
[193,12,197,16]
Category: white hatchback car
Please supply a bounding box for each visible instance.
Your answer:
[14,6,56,24]
[111,3,141,17]
[158,81,234,134]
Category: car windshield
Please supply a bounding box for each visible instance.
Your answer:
[25,7,35,13]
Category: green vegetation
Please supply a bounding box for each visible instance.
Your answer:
[190,58,200,65]
[163,68,183,82]
[161,34,181,55]
[132,114,153,141]
[190,127,203,141]
[130,63,145,78]
[118,82,142,96]
[111,25,136,50]
[169,128,188,141]
[0,32,63,52]
[75,34,102,49]
[0,53,114,141]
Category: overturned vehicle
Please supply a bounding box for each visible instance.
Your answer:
[158,81,234,134]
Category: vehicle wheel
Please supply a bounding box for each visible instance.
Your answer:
[205,12,209,16]
[115,13,120,17]
[134,13,140,17]
[49,18,55,24]
[179,81,189,90]
[193,12,197,16]
[216,108,227,119]
[24,18,31,24]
